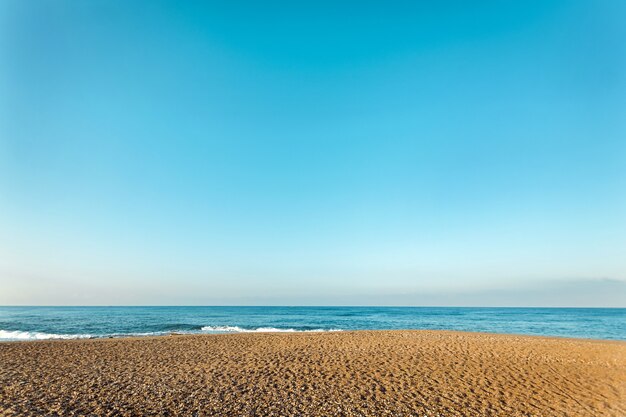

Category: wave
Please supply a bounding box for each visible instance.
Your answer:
[0,330,92,341]
[200,325,342,333]
[0,326,343,341]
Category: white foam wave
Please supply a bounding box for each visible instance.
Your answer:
[0,326,343,342]
[201,326,342,333]
[0,330,92,341]
[201,325,246,332]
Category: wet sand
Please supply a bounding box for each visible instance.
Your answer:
[1,330,624,416]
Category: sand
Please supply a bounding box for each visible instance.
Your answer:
[0,330,624,417]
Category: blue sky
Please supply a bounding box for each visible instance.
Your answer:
[1,1,625,306]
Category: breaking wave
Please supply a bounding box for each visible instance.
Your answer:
[0,330,92,341]
[0,326,342,341]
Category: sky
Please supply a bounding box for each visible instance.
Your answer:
[1,1,625,306]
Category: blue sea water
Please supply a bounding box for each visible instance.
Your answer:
[0,306,624,341]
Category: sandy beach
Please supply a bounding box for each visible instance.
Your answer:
[0,330,624,416]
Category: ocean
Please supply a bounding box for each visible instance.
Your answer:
[0,306,624,341]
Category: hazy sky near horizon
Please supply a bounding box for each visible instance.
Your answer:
[1,1,625,306]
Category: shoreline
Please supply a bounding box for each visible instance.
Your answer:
[1,330,624,416]
[2,328,625,344]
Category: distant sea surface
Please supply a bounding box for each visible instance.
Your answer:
[0,306,624,341]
